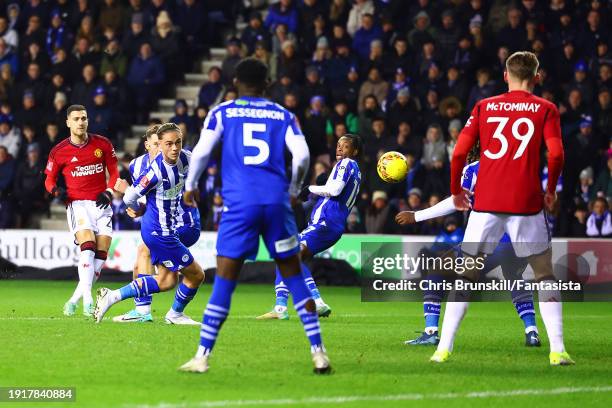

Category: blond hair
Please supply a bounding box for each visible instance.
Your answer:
[505,51,539,81]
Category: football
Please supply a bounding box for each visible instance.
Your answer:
[377,151,409,183]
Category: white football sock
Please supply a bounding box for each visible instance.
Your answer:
[94,258,104,281]
[538,285,565,353]
[68,282,83,304]
[437,301,469,352]
[78,250,96,305]
[136,305,151,314]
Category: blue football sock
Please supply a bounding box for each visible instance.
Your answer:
[274,267,289,307]
[511,289,537,331]
[119,275,160,300]
[171,282,198,313]
[284,273,324,352]
[301,262,321,300]
[197,275,237,357]
[423,274,443,332]
[134,273,153,308]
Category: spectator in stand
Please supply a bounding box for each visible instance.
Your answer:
[329,0,351,27]
[497,7,528,53]
[269,73,300,105]
[13,142,46,228]
[88,86,116,141]
[70,64,99,107]
[407,11,434,52]
[0,38,18,76]
[24,41,50,76]
[302,66,327,109]
[252,41,277,81]
[301,95,329,162]
[363,116,390,159]
[352,14,381,62]
[346,0,374,37]
[264,0,298,34]
[221,37,242,84]
[126,42,164,123]
[0,65,14,108]
[467,68,496,112]
[169,99,191,128]
[0,16,18,52]
[198,66,223,107]
[0,145,15,227]
[46,92,68,134]
[40,121,61,157]
[436,10,460,63]
[276,40,303,84]
[98,0,125,33]
[16,123,39,160]
[0,114,19,157]
[564,61,595,107]
[440,65,469,103]
[204,190,224,231]
[358,66,388,112]
[45,9,73,58]
[593,150,612,200]
[365,190,395,234]
[358,94,382,139]
[586,197,612,237]
[576,167,595,204]
[21,15,45,54]
[326,100,358,138]
[100,38,127,78]
[174,0,206,63]
[14,90,43,132]
[446,119,462,162]
[326,39,354,84]
[191,104,208,135]
[72,36,100,72]
[122,13,149,59]
[383,37,411,80]
[394,121,422,160]
[241,11,270,55]
[151,11,182,83]
[387,87,420,135]
[271,23,297,56]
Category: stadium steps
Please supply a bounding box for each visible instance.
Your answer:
[40,218,69,231]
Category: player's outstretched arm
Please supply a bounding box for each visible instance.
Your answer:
[450,106,479,209]
[285,115,310,198]
[396,196,458,225]
[185,111,222,195]
[308,179,346,197]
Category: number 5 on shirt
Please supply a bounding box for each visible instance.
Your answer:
[243,123,269,165]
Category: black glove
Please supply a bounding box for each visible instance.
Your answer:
[96,190,113,209]
[51,186,67,202]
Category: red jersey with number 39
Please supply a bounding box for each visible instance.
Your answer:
[44,133,119,203]
[452,90,564,215]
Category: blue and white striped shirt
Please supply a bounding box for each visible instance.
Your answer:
[129,151,200,230]
[124,150,191,236]
[310,158,361,229]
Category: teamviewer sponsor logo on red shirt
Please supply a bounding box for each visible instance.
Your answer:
[70,163,104,177]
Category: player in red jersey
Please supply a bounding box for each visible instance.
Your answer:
[45,104,119,317]
[431,52,574,366]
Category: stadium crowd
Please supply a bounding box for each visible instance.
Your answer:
[0,0,610,238]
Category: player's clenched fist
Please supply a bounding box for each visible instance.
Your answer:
[183,189,199,208]
[96,189,113,209]
[395,211,416,225]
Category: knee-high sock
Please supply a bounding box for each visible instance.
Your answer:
[171,282,198,313]
[284,273,324,352]
[274,267,289,308]
[68,248,105,304]
[69,241,96,305]
[197,275,237,357]
[105,275,161,306]
[301,262,322,300]
[134,273,154,314]
[511,289,537,332]
[423,274,444,333]
[437,301,469,353]
[538,283,565,353]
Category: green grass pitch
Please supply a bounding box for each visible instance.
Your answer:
[1,280,611,408]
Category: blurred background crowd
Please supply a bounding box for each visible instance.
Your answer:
[0,0,610,238]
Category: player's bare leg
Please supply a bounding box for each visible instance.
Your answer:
[528,248,574,366]
[65,229,97,316]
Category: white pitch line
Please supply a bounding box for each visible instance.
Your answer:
[127,385,612,408]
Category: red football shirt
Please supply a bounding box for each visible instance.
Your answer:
[450,90,564,215]
[45,133,119,203]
